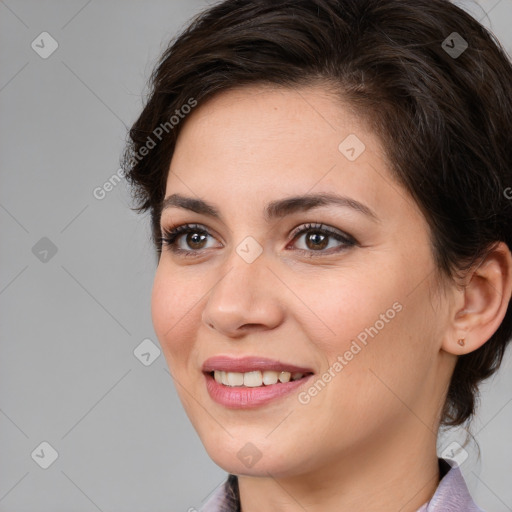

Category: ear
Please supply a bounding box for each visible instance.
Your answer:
[442,242,512,355]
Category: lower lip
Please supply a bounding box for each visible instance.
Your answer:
[204,372,313,409]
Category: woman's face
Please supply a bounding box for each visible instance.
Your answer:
[152,84,456,478]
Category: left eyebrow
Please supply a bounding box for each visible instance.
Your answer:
[160,192,380,223]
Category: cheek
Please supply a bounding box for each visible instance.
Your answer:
[298,269,401,353]
[150,265,201,370]
[304,266,434,393]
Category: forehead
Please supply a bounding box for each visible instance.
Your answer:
[172,83,375,160]
[165,84,411,223]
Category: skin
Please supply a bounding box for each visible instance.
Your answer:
[151,84,512,511]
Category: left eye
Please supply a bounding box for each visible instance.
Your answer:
[289,222,356,254]
[160,222,357,257]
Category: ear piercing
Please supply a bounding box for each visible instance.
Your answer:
[457,338,465,346]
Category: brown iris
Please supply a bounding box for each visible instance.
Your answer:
[305,231,329,250]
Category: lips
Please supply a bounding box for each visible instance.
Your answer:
[202,355,314,374]
[202,357,315,408]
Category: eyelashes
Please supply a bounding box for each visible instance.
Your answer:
[159,222,357,258]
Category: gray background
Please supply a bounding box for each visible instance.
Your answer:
[0,0,511,510]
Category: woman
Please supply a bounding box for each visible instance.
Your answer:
[122,0,512,510]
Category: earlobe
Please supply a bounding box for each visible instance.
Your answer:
[442,242,512,355]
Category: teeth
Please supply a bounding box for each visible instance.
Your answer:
[279,371,291,383]
[244,371,262,387]
[213,370,307,387]
[262,370,278,385]
[227,371,244,386]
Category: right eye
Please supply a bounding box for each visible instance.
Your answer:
[160,223,220,257]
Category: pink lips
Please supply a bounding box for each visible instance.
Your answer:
[202,355,314,409]
[202,355,313,374]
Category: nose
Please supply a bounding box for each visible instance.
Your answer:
[201,251,285,338]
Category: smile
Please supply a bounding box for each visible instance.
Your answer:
[202,356,315,408]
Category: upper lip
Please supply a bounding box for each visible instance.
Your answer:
[202,356,314,374]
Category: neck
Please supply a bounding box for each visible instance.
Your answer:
[237,425,440,512]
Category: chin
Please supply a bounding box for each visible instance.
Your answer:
[200,432,308,477]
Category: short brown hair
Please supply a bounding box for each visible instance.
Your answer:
[122,0,512,427]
